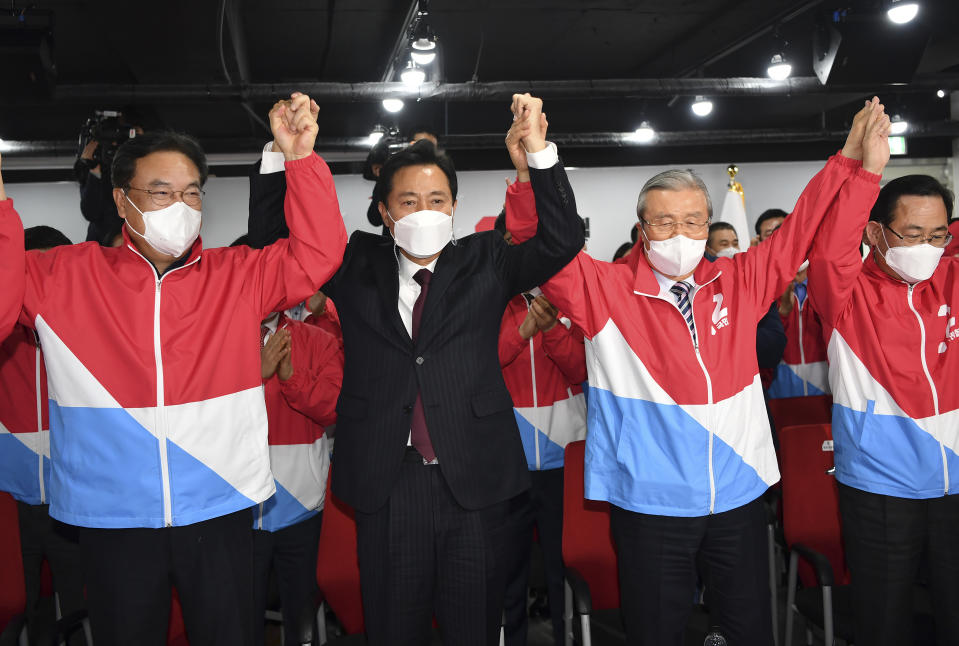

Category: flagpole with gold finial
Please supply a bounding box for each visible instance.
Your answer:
[727,164,744,208]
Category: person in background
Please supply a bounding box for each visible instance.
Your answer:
[505,98,888,645]
[809,167,958,646]
[0,225,87,646]
[495,212,588,646]
[767,251,830,399]
[751,208,787,247]
[253,312,343,646]
[612,241,633,262]
[0,92,346,646]
[704,222,738,260]
[408,125,439,147]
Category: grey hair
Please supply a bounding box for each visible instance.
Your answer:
[635,169,712,221]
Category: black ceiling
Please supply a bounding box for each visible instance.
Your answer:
[1,0,958,176]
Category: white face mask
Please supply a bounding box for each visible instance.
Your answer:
[387,209,453,259]
[125,196,202,258]
[643,229,706,276]
[715,247,739,259]
[877,228,944,284]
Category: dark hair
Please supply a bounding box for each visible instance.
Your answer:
[755,208,787,235]
[869,175,954,226]
[376,139,458,204]
[25,225,72,251]
[630,223,639,244]
[408,125,438,143]
[362,140,391,181]
[494,209,507,235]
[230,234,250,247]
[111,131,208,190]
[613,242,633,262]
[708,222,736,235]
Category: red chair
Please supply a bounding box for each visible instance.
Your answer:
[315,470,365,642]
[768,395,833,434]
[0,492,27,642]
[561,440,619,646]
[779,424,851,646]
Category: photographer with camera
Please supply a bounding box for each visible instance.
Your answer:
[75,111,141,247]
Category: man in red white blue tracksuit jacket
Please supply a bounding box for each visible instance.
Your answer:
[767,268,831,399]
[0,93,347,645]
[507,107,883,643]
[808,154,959,644]
[253,312,342,646]
[498,286,587,646]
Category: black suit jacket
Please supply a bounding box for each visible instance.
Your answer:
[248,161,584,513]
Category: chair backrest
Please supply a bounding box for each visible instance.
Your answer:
[768,395,833,433]
[0,492,26,631]
[316,469,365,635]
[561,441,619,611]
[778,424,849,587]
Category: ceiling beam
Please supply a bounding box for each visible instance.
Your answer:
[29,74,957,105]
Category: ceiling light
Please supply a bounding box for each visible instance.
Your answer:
[691,96,713,117]
[629,121,656,144]
[937,89,945,98]
[887,1,919,24]
[410,37,437,65]
[368,125,386,146]
[382,98,405,113]
[767,54,792,80]
[400,60,426,87]
[889,115,908,135]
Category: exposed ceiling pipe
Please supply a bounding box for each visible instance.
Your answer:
[4,120,957,162]
[35,74,958,105]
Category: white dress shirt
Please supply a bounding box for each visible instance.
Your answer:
[396,250,438,338]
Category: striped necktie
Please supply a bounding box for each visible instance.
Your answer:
[669,281,697,345]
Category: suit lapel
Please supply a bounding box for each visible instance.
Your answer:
[372,244,411,344]
[416,243,458,347]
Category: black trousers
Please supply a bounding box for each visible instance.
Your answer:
[252,511,323,646]
[16,502,86,646]
[355,449,528,646]
[610,497,773,646]
[503,468,566,646]
[78,508,255,646]
[838,483,959,646]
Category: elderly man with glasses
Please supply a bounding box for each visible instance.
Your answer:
[505,98,890,645]
[807,161,959,644]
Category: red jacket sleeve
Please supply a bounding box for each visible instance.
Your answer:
[807,165,882,327]
[0,200,25,339]
[279,321,344,427]
[541,319,588,385]
[249,154,347,319]
[499,298,529,368]
[729,153,868,323]
[504,179,607,339]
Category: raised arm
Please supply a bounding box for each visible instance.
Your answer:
[808,99,890,326]
[731,100,886,320]
[493,95,585,298]
[247,94,348,317]
[0,153,25,339]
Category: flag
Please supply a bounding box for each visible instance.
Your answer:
[717,179,749,251]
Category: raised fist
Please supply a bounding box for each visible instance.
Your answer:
[269,92,320,161]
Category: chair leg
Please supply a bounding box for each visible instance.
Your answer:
[82,617,94,646]
[784,551,799,646]
[564,580,574,646]
[18,625,28,646]
[822,585,834,646]
[580,614,592,646]
[768,524,780,646]
[805,627,813,645]
[316,602,327,645]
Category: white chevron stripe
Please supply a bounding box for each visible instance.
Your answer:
[35,315,122,410]
[268,437,331,512]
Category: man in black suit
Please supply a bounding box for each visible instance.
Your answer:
[248,94,583,645]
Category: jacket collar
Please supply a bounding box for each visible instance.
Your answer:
[631,245,721,297]
[121,225,203,277]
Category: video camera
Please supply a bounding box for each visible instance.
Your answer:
[75,110,138,179]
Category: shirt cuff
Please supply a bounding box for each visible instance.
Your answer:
[260,141,287,175]
[526,142,559,170]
